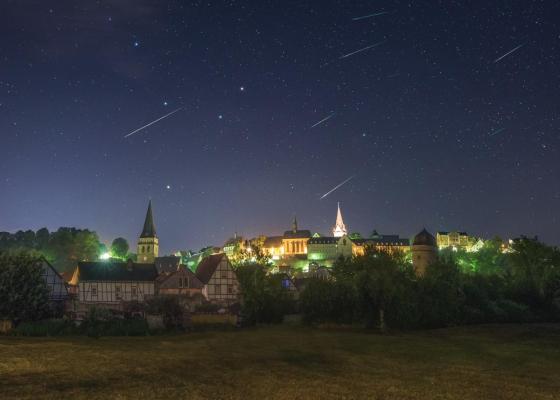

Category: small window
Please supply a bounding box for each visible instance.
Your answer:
[221,272,227,279]
[91,286,97,296]
[131,286,137,296]
[115,286,122,299]
[228,285,233,294]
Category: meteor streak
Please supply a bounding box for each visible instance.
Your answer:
[494,43,525,63]
[320,176,354,199]
[352,11,389,21]
[339,41,386,59]
[311,112,336,128]
[124,107,184,138]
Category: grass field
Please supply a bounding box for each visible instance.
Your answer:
[1,324,560,400]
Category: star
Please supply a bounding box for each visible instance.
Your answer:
[218,114,223,119]
[163,101,168,106]
[240,86,245,92]
[134,41,140,47]
[166,185,171,190]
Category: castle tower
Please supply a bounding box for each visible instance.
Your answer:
[411,228,437,276]
[137,200,159,263]
[332,202,348,237]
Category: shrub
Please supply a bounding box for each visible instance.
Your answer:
[13,319,77,336]
[145,295,187,331]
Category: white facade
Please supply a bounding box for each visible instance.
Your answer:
[203,257,239,302]
[78,281,155,304]
[332,202,348,237]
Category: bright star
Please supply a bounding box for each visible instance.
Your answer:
[163,101,168,106]
[240,86,245,91]
[134,41,140,47]
[218,114,223,119]
[166,185,171,190]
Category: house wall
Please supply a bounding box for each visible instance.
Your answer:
[41,261,68,301]
[78,281,155,303]
[205,257,239,302]
[283,238,309,255]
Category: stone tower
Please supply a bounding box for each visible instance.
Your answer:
[137,200,159,263]
[411,228,437,276]
[332,202,348,237]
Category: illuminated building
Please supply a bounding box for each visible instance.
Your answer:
[137,200,159,263]
[437,231,477,251]
[332,202,348,237]
[412,229,438,276]
[223,233,246,258]
[351,233,410,256]
[262,236,284,260]
[282,216,311,255]
[307,236,353,266]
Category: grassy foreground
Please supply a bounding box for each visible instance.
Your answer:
[1,324,559,400]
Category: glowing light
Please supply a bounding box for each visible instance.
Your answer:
[100,252,111,260]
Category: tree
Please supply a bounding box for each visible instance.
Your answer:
[508,237,560,310]
[349,232,362,240]
[111,238,129,260]
[0,251,49,323]
[236,263,291,325]
[333,249,412,331]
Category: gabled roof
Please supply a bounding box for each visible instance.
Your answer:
[283,230,312,239]
[140,200,157,238]
[155,256,181,274]
[157,266,204,289]
[413,229,436,246]
[263,236,283,247]
[77,261,158,282]
[195,253,227,284]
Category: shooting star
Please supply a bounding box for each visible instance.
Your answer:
[488,127,506,136]
[311,112,336,128]
[493,43,525,63]
[339,41,386,59]
[124,106,184,138]
[320,176,355,200]
[352,11,389,21]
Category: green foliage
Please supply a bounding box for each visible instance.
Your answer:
[299,279,356,324]
[82,307,149,337]
[0,251,50,323]
[13,318,78,336]
[145,295,186,330]
[0,228,102,272]
[236,263,293,325]
[110,237,129,260]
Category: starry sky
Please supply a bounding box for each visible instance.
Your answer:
[2,0,560,254]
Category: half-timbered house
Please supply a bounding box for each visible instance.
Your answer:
[195,254,240,303]
[70,260,157,306]
[157,266,204,296]
[40,258,68,303]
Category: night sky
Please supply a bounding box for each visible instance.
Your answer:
[2,1,560,254]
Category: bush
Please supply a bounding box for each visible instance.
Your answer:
[300,279,356,325]
[145,295,187,331]
[13,319,77,336]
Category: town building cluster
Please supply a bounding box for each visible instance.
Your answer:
[38,201,481,317]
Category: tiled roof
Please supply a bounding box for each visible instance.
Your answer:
[77,261,158,282]
[283,230,312,239]
[155,256,181,273]
[195,253,226,284]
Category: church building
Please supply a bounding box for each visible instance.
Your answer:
[332,202,348,237]
[137,200,159,263]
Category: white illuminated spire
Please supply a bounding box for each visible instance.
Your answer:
[332,202,347,237]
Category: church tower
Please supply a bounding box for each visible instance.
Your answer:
[332,202,348,237]
[137,200,159,263]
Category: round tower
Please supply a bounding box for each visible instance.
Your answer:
[411,228,437,276]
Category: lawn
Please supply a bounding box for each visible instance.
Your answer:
[1,324,559,399]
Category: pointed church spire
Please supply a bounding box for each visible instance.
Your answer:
[332,202,348,237]
[292,215,298,233]
[140,200,157,238]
